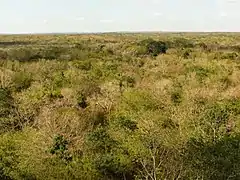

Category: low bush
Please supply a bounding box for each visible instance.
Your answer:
[11,71,33,92]
[0,88,14,118]
[140,38,168,56]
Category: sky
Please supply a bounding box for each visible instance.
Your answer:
[1,0,240,33]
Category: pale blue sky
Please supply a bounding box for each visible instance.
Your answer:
[1,0,240,33]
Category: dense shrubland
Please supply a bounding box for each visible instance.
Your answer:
[0,33,240,179]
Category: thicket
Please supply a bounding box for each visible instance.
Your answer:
[0,33,240,179]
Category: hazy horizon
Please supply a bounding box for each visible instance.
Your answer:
[1,0,240,34]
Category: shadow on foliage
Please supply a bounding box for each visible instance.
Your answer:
[0,41,34,47]
[184,134,240,180]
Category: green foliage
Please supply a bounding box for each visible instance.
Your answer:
[93,152,133,180]
[0,50,8,60]
[1,33,240,179]
[48,89,64,99]
[86,127,117,153]
[0,88,22,133]
[171,37,195,48]
[199,99,240,140]
[184,135,240,180]
[119,75,136,90]
[77,93,88,109]
[122,90,164,112]
[11,71,32,92]
[72,60,92,71]
[68,48,87,60]
[0,133,36,180]
[51,71,67,89]
[182,48,193,59]
[161,117,179,129]
[42,47,67,60]
[49,134,72,162]
[221,52,239,60]
[187,65,213,82]
[0,88,14,118]
[139,38,168,56]
[112,116,138,131]
[7,48,37,62]
[171,89,183,104]
[198,42,208,50]
[0,134,19,179]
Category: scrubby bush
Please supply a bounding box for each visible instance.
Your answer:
[1,33,240,180]
[49,134,72,162]
[42,46,67,60]
[167,37,195,48]
[139,38,168,56]
[186,65,213,83]
[146,40,168,56]
[184,134,240,180]
[112,116,138,131]
[171,90,183,104]
[48,89,64,99]
[0,88,14,118]
[11,71,33,92]
[0,49,8,60]
[182,48,193,59]
[73,60,92,71]
[77,93,88,109]
[86,127,117,153]
[221,52,239,60]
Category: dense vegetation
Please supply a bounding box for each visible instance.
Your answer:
[0,32,240,179]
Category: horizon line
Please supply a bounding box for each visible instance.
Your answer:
[0,30,240,35]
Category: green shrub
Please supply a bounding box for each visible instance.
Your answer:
[50,71,68,89]
[74,43,86,50]
[198,42,208,50]
[77,93,88,109]
[184,135,240,179]
[119,75,136,89]
[69,48,87,60]
[93,153,133,180]
[0,88,14,118]
[78,78,101,97]
[8,48,32,61]
[171,38,195,48]
[122,90,164,112]
[42,47,67,60]
[49,134,72,162]
[139,38,168,56]
[0,88,23,133]
[86,127,117,153]
[11,72,32,92]
[73,60,92,71]
[199,99,240,140]
[182,48,193,59]
[0,50,8,60]
[161,117,179,129]
[112,116,138,131]
[221,52,239,60]
[147,40,167,56]
[187,65,213,82]
[48,89,64,99]
[0,134,20,179]
[170,85,183,105]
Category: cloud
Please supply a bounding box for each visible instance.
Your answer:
[76,17,85,21]
[43,19,48,24]
[152,0,161,4]
[99,19,114,23]
[154,12,162,16]
[227,0,237,3]
[219,12,228,17]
